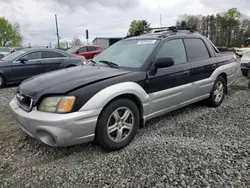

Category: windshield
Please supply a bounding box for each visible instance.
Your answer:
[92,39,160,68]
[66,47,79,53]
[0,47,10,53]
[1,50,26,61]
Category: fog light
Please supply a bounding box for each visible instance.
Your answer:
[36,130,56,146]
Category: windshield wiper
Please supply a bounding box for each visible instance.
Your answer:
[89,59,97,65]
[99,60,119,68]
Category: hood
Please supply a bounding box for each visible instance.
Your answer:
[19,66,132,99]
[0,52,10,55]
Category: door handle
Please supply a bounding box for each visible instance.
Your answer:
[37,60,42,64]
[183,71,190,76]
[60,59,65,63]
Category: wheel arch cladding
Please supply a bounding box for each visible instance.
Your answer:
[79,82,149,117]
[218,72,228,93]
[102,93,145,127]
[219,72,227,84]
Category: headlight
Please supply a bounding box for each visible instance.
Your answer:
[38,96,75,113]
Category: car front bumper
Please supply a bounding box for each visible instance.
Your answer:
[9,98,101,147]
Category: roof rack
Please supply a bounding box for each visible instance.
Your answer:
[123,26,196,39]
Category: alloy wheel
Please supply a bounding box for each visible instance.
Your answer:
[214,81,224,103]
[107,107,134,143]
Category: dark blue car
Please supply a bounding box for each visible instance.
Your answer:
[0,48,86,88]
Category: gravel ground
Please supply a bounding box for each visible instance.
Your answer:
[0,76,250,188]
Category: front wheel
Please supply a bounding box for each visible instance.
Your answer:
[206,76,226,107]
[95,98,140,151]
[0,74,5,88]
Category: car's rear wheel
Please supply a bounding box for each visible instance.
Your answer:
[242,70,249,77]
[95,98,140,151]
[206,76,226,107]
[0,74,5,88]
[66,65,76,68]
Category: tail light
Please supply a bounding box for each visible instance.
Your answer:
[232,54,237,62]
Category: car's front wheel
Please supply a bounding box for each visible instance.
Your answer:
[95,98,140,151]
[206,76,226,107]
[0,74,5,88]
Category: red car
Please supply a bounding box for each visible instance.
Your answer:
[67,45,103,60]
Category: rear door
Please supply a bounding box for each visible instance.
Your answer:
[183,38,217,97]
[147,39,192,116]
[87,46,97,59]
[42,51,68,72]
[11,51,44,82]
[87,46,101,59]
[77,47,89,59]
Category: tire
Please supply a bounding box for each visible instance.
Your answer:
[242,70,249,77]
[206,76,226,107]
[0,74,5,88]
[95,98,140,151]
[66,65,76,68]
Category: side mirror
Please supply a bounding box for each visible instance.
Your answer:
[76,51,80,54]
[19,57,28,63]
[155,57,174,68]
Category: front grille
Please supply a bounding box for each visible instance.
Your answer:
[16,90,33,112]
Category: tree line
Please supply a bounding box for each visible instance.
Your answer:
[128,8,250,48]
[176,8,250,48]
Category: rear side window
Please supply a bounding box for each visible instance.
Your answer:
[184,39,210,61]
[156,39,187,65]
[87,46,98,52]
[44,51,65,58]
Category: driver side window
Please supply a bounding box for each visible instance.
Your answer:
[157,39,187,65]
[22,52,42,60]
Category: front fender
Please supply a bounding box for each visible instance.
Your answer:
[79,82,150,114]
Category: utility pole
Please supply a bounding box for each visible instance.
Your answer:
[49,42,52,48]
[55,14,60,49]
[160,15,163,27]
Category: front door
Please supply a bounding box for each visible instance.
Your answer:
[147,39,192,116]
[10,51,44,83]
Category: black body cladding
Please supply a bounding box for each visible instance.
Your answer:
[17,30,234,112]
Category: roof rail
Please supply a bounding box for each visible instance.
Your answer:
[123,26,197,39]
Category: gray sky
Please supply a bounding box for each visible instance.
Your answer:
[0,0,250,47]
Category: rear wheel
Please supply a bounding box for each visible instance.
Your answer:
[66,65,76,68]
[95,98,140,151]
[0,74,5,88]
[206,76,226,107]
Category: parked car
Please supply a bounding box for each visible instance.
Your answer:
[67,45,103,60]
[9,27,237,151]
[0,48,86,88]
[0,47,11,57]
[240,49,250,77]
[235,47,250,57]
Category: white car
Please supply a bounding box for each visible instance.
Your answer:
[240,49,250,76]
[0,47,11,57]
[236,48,249,57]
